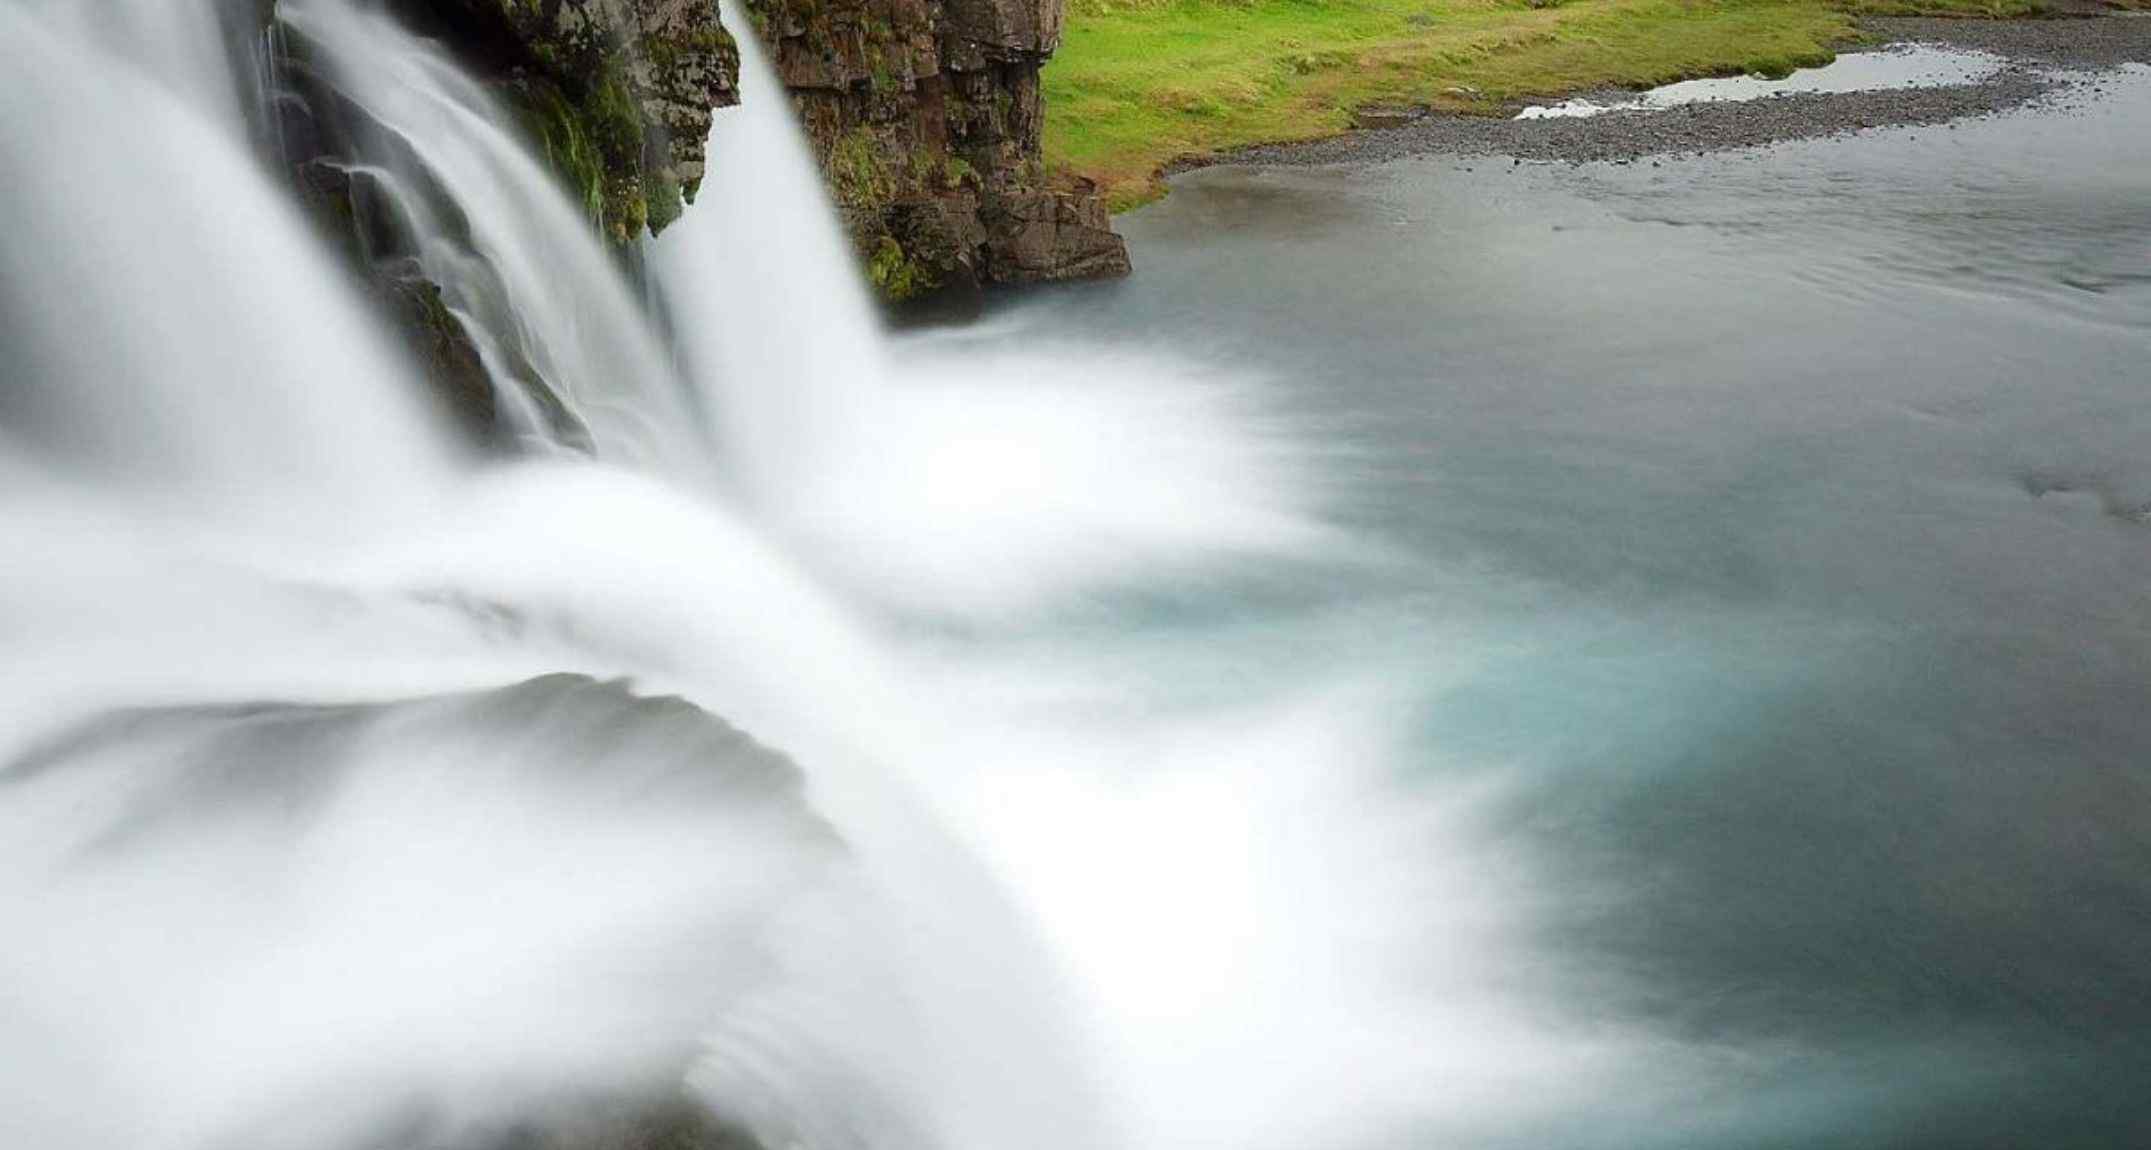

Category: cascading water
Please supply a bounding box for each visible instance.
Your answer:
[277,0,709,470]
[0,3,1693,1150]
[0,0,449,538]
[649,11,1339,614]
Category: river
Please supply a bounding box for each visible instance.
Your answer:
[975,63,2151,1147]
[3,2,2147,1146]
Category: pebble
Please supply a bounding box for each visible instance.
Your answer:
[1190,16,2151,173]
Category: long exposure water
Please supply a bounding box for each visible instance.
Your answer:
[984,66,2151,1146]
[2,0,2147,1146]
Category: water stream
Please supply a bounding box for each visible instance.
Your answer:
[0,3,1542,1149]
[998,60,2151,1147]
[2,2,2146,1149]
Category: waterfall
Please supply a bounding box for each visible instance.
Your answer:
[0,1,450,538]
[646,1,889,508]
[647,5,1334,616]
[278,0,710,472]
[0,2,1650,1149]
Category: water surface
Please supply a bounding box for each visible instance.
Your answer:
[1518,44,2006,119]
[981,69,2151,1146]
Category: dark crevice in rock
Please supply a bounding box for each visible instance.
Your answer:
[254,0,740,444]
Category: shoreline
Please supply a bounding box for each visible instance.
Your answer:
[1166,14,2151,176]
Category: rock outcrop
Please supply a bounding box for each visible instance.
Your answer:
[266,0,745,442]
[743,0,1129,308]
[267,0,1119,438]
[381,0,742,242]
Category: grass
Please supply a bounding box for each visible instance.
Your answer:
[1043,0,2047,208]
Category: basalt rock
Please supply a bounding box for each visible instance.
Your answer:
[381,0,742,243]
[281,115,502,444]
[744,0,1129,310]
[264,0,742,446]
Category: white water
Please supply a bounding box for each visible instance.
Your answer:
[0,1,449,539]
[650,14,1337,616]
[0,3,1678,1149]
[1516,43,2005,119]
[281,0,708,470]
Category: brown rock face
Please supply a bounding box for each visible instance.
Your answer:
[744,0,1129,308]
[390,0,742,240]
[623,0,743,196]
[271,0,743,446]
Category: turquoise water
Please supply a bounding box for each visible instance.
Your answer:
[977,69,2151,1146]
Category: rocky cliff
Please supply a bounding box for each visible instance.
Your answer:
[270,0,1120,439]
[267,0,745,439]
[743,0,1129,308]
[378,0,742,243]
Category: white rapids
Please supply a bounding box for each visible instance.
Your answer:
[0,3,1693,1150]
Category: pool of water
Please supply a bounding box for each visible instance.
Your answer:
[1517,43,2008,119]
[969,66,2151,1147]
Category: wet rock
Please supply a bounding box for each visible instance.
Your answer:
[981,177,1130,282]
[264,0,741,444]
[384,0,741,241]
[382,271,498,441]
[287,150,499,444]
[745,0,1129,307]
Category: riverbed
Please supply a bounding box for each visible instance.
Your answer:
[1220,15,2151,165]
[966,51,2151,1147]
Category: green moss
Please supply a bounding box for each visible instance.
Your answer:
[517,77,611,225]
[585,63,647,171]
[828,127,896,213]
[644,22,737,71]
[901,149,979,191]
[1743,49,1833,78]
[866,234,933,301]
[869,49,900,94]
[605,172,647,243]
[647,168,686,232]
[510,60,662,244]
[941,155,979,190]
[389,276,496,439]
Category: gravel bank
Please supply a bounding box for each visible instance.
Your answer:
[1199,14,2151,170]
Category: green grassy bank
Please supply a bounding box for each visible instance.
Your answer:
[1043,0,2044,208]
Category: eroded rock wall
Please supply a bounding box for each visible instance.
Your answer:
[743,0,1128,307]
[265,0,744,442]
[384,0,742,241]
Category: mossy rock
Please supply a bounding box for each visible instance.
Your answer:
[384,0,738,244]
[866,233,934,301]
